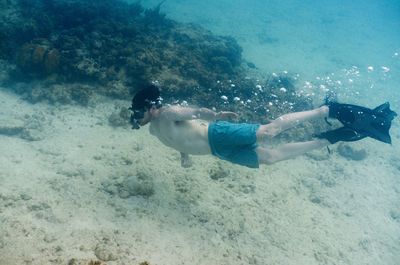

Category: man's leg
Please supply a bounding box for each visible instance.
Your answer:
[256,139,330,165]
[256,106,329,141]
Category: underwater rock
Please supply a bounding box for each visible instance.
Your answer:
[209,162,231,180]
[118,174,155,198]
[337,143,367,161]
[102,171,155,199]
[18,82,93,105]
[27,201,60,223]
[316,173,336,187]
[75,58,101,79]
[27,202,50,211]
[0,112,49,141]
[20,112,50,141]
[19,192,32,201]
[389,210,400,222]
[0,192,20,209]
[101,180,119,196]
[16,42,60,76]
[94,243,118,262]
[35,84,71,103]
[239,184,256,194]
[309,193,324,205]
[108,107,131,128]
[102,81,131,99]
[68,259,106,265]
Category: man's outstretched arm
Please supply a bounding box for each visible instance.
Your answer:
[161,105,238,121]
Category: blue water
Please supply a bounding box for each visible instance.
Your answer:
[1,1,399,264]
[141,0,400,106]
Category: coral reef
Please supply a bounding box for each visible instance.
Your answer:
[16,41,60,77]
[0,0,314,122]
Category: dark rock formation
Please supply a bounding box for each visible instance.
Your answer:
[0,0,314,123]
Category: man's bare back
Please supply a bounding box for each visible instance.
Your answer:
[149,110,212,155]
[139,105,237,167]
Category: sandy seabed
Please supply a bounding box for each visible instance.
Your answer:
[0,87,399,265]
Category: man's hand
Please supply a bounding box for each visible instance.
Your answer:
[180,152,193,168]
[215,111,239,121]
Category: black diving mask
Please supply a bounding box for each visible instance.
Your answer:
[129,98,162,130]
[129,108,146,130]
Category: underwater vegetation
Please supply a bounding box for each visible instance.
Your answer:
[0,0,313,122]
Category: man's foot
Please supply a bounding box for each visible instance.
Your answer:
[315,127,366,144]
[319,105,329,117]
[325,100,355,121]
[324,101,397,144]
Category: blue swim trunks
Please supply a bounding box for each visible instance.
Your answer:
[208,121,260,168]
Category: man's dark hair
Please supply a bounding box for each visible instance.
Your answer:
[131,84,161,111]
[129,84,162,130]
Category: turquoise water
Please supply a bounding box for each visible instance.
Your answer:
[1,1,399,264]
[141,0,400,105]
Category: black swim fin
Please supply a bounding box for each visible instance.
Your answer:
[326,101,397,144]
[316,127,367,144]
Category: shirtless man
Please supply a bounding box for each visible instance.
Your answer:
[129,84,396,168]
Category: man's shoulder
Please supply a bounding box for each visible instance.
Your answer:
[158,105,188,120]
[160,105,182,114]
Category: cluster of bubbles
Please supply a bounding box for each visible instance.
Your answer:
[298,55,397,104]
[221,79,290,104]
[165,50,399,116]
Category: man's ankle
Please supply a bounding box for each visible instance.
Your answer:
[319,105,329,117]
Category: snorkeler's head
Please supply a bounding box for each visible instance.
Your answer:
[129,84,163,129]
